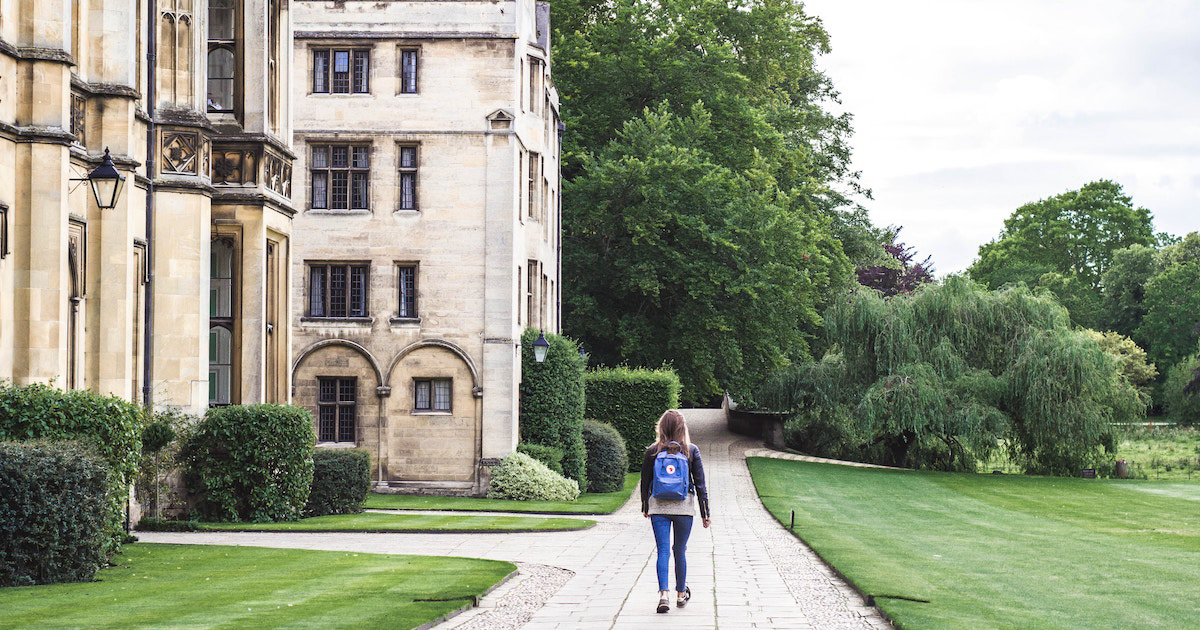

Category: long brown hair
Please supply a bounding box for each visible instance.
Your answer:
[651,410,691,458]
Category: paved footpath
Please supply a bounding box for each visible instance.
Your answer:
[139,409,890,629]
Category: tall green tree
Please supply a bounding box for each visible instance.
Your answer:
[564,106,847,405]
[757,277,1143,475]
[553,0,865,404]
[1099,244,1158,338]
[969,180,1156,292]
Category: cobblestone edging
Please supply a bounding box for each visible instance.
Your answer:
[732,439,893,629]
[443,563,574,629]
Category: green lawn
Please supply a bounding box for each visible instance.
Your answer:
[195,511,594,532]
[0,544,513,630]
[748,457,1200,629]
[365,472,638,514]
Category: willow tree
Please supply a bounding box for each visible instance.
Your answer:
[758,276,1144,474]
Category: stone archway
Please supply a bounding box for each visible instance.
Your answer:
[383,340,482,493]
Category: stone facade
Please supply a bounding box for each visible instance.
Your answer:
[0,1,295,414]
[291,0,561,494]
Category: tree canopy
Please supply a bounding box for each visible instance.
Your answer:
[969,180,1156,292]
[855,227,934,297]
[757,277,1143,475]
[563,106,846,404]
[553,0,863,404]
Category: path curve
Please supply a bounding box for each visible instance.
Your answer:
[138,409,891,629]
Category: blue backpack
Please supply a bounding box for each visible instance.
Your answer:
[652,442,691,500]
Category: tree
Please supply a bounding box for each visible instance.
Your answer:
[1035,272,1101,330]
[969,180,1156,292]
[1137,261,1200,371]
[757,277,1143,475]
[563,105,848,405]
[553,0,868,402]
[855,227,934,297]
[1099,244,1158,338]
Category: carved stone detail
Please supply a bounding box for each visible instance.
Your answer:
[264,151,292,198]
[211,149,259,186]
[162,131,199,175]
[70,92,86,145]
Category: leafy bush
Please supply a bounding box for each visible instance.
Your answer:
[134,518,200,532]
[519,328,587,488]
[137,408,193,521]
[582,421,627,493]
[180,404,315,522]
[783,406,859,461]
[305,449,372,516]
[1164,352,1200,425]
[487,452,580,501]
[0,441,111,586]
[584,367,681,470]
[516,443,564,475]
[0,382,145,554]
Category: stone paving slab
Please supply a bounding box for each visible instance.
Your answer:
[137,409,891,629]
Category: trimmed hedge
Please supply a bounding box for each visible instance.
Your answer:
[180,404,315,522]
[584,367,681,470]
[305,449,372,516]
[582,420,628,493]
[519,328,587,489]
[487,452,580,501]
[0,382,145,555]
[0,441,111,586]
[517,443,564,475]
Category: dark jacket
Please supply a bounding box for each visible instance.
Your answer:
[640,443,710,519]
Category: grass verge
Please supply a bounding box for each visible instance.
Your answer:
[748,457,1200,629]
[364,472,638,514]
[0,543,513,630]
[193,512,594,532]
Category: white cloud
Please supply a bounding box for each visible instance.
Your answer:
[804,0,1200,273]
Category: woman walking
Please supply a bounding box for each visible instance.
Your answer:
[641,410,711,614]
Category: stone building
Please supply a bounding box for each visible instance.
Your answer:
[0,1,295,413]
[290,0,561,495]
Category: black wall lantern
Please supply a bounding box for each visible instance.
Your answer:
[86,148,126,210]
[532,331,550,363]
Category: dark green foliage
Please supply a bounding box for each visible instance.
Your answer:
[758,277,1143,475]
[1100,244,1158,338]
[554,0,862,405]
[180,404,315,522]
[134,518,200,532]
[516,443,564,475]
[1163,351,1200,425]
[581,421,628,493]
[0,441,111,586]
[519,329,587,488]
[304,449,372,517]
[0,382,145,555]
[141,419,176,453]
[584,367,681,470]
[486,452,580,501]
[1137,260,1200,371]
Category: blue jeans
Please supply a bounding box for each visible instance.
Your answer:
[650,514,694,592]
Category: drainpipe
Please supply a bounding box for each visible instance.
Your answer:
[556,119,564,332]
[142,0,157,411]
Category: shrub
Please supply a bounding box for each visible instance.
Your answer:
[516,443,564,475]
[582,421,628,493]
[0,441,111,586]
[783,406,859,461]
[584,367,681,470]
[134,518,200,532]
[137,408,192,521]
[180,404,315,522]
[487,452,580,501]
[1164,352,1200,425]
[305,449,372,516]
[0,382,145,555]
[519,328,587,488]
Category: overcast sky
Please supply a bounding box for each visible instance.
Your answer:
[803,0,1200,274]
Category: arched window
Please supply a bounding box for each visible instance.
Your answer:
[207,0,238,113]
[209,238,236,406]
